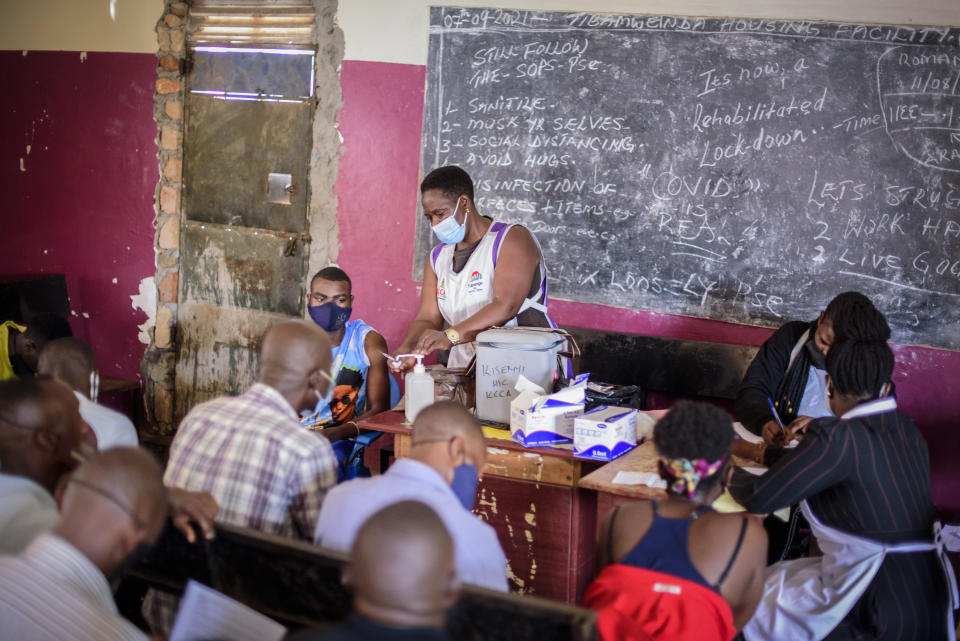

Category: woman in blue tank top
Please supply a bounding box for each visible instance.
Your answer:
[585,402,769,641]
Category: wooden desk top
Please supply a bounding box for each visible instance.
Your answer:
[579,440,758,499]
[358,410,587,463]
[578,441,667,500]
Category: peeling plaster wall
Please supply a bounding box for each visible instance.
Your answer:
[307,0,345,282]
[0,50,158,379]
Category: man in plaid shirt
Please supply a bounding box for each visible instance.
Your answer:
[145,320,338,632]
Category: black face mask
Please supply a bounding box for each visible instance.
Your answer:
[805,338,827,370]
[109,542,154,591]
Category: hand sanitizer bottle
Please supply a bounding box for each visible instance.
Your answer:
[405,354,434,423]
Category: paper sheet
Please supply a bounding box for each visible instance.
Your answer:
[612,470,667,489]
[734,421,798,448]
[170,580,287,641]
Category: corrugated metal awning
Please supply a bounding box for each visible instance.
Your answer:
[188,0,315,47]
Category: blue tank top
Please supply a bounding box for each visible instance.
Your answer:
[301,319,374,427]
[615,501,746,593]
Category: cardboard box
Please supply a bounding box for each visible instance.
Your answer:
[510,374,587,448]
[574,405,639,461]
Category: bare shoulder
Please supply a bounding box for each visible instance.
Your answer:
[502,224,538,249]
[363,329,388,354]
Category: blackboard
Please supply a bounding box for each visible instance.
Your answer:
[415,7,960,350]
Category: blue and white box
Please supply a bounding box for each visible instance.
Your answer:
[510,374,588,448]
[574,405,639,461]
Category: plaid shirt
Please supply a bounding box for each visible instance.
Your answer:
[164,382,337,540]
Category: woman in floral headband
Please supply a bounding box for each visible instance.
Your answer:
[584,401,768,641]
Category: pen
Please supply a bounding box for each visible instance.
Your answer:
[767,397,786,436]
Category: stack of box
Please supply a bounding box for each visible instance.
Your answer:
[573,405,640,461]
[509,374,588,448]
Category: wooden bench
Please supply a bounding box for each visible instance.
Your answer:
[124,521,597,641]
[567,326,758,408]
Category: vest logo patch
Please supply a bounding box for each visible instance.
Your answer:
[437,279,447,300]
[467,270,484,293]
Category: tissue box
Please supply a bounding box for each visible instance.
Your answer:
[574,405,639,461]
[510,374,587,448]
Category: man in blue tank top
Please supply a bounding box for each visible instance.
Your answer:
[301,266,392,444]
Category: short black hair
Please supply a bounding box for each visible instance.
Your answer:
[822,292,890,343]
[311,266,351,292]
[654,401,734,463]
[420,166,474,202]
[24,312,73,344]
[826,338,894,400]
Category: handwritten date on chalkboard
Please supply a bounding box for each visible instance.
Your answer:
[415,8,960,350]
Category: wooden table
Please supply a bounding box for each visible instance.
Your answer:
[580,437,757,521]
[358,411,603,604]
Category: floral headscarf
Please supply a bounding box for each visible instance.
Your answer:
[658,452,730,499]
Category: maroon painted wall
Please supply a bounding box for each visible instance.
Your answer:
[0,50,157,380]
[2,52,955,511]
[335,60,960,513]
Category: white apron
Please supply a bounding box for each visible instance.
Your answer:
[431,222,553,368]
[744,398,959,641]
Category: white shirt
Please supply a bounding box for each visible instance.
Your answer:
[76,392,138,450]
[796,365,833,420]
[314,458,509,592]
[0,472,60,554]
[0,533,148,641]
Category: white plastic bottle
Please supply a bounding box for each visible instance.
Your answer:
[404,354,435,423]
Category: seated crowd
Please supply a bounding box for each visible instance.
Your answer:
[0,285,955,641]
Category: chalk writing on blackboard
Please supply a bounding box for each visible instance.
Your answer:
[417,8,960,349]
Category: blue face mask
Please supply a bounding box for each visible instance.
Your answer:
[431,199,466,245]
[308,301,352,332]
[451,463,479,510]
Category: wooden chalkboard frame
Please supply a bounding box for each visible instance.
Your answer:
[417,7,960,350]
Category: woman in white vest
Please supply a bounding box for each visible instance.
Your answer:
[392,166,555,371]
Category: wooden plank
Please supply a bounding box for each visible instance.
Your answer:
[578,441,667,500]
[129,520,597,641]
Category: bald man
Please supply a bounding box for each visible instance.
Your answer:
[315,401,508,591]
[0,376,216,556]
[0,448,167,641]
[146,321,340,634]
[291,501,458,641]
[0,376,97,553]
[163,320,338,538]
[38,337,138,450]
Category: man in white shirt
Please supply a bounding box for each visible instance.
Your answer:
[0,376,97,553]
[0,447,167,641]
[315,401,508,592]
[38,337,138,450]
[0,376,218,555]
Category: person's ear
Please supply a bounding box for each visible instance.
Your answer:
[817,311,824,327]
[33,429,58,454]
[447,435,466,466]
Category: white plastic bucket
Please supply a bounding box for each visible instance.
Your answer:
[475,327,566,423]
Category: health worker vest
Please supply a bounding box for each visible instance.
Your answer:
[431,222,553,368]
